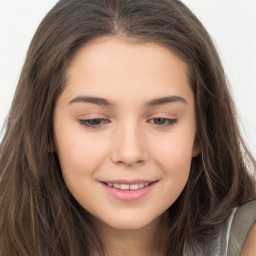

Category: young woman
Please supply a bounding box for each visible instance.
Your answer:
[0,0,255,255]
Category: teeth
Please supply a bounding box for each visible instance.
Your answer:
[107,183,151,190]
[120,184,129,190]
[130,184,139,190]
[138,183,145,189]
[113,183,120,188]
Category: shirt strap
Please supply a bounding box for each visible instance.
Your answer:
[227,200,256,256]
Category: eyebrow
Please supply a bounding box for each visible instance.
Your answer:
[68,95,188,107]
[68,96,115,106]
[145,96,187,107]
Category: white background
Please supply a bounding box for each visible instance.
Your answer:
[0,0,255,157]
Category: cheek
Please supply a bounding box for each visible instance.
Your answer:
[153,135,194,165]
[55,129,108,179]
[145,133,193,218]
[55,133,108,207]
[149,129,195,183]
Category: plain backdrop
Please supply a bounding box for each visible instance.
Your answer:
[0,0,256,157]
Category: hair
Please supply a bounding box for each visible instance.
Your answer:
[0,0,255,255]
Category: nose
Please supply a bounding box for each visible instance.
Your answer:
[110,122,148,167]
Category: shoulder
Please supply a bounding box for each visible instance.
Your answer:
[240,222,256,256]
[228,200,256,256]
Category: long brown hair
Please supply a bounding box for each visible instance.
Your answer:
[0,0,255,255]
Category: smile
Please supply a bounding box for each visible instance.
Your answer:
[105,182,151,190]
[100,180,158,201]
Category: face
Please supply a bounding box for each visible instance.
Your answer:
[53,36,200,231]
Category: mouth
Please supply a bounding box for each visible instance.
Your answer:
[100,180,158,201]
[101,181,156,190]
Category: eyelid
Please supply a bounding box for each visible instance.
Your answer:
[78,118,110,129]
[78,116,178,130]
[147,117,178,127]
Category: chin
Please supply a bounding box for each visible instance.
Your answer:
[96,211,162,232]
[108,220,148,230]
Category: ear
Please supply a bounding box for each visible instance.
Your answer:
[47,136,56,153]
[192,134,201,157]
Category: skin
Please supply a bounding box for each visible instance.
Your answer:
[240,223,256,256]
[53,36,200,255]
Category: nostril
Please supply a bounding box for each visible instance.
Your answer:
[115,159,145,167]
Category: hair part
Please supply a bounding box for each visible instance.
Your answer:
[0,0,255,255]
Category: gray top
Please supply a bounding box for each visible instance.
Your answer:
[183,200,256,256]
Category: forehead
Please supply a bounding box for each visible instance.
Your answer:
[62,36,193,107]
[69,36,189,78]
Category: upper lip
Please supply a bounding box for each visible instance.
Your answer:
[99,179,158,184]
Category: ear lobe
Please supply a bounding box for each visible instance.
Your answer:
[47,137,56,153]
[192,135,201,157]
[192,143,201,157]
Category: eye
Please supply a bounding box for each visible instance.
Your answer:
[148,117,177,127]
[78,118,109,128]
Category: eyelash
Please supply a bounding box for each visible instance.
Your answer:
[78,118,108,128]
[78,117,178,129]
[148,117,177,127]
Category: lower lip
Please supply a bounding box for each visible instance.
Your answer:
[101,182,157,202]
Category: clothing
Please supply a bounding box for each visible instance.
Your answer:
[183,200,256,256]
